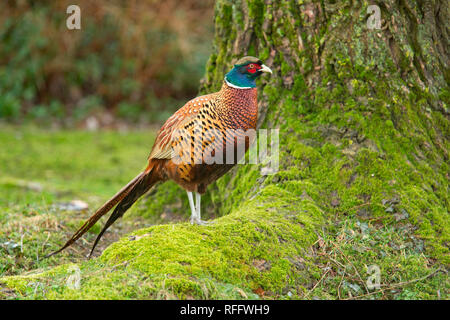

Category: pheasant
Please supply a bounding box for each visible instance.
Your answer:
[46,56,272,258]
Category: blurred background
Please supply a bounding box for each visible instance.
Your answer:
[0,0,214,127]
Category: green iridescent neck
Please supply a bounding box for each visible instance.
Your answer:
[225,66,257,88]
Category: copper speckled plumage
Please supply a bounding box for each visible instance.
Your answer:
[47,56,272,258]
[149,82,258,193]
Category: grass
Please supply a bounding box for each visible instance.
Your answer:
[0,124,156,278]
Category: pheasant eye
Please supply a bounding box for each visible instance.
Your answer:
[248,64,254,68]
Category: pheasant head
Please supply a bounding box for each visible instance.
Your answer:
[225,56,272,89]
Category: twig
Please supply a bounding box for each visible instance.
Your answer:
[344,268,446,300]
[329,257,346,269]
[337,271,345,300]
[41,232,51,252]
[332,241,370,294]
[305,268,331,298]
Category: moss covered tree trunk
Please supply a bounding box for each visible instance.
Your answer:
[1,0,448,299]
[198,0,449,298]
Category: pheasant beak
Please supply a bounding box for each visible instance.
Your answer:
[260,64,272,74]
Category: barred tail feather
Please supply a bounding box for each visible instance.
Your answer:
[45,168,155,258]
[87,170,157,258]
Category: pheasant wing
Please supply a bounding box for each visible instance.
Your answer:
[149,95,212,160]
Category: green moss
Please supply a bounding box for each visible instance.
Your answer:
[0,125,157,278]
[1,183,324,299]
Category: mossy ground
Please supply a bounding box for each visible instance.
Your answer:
[0,125,157,286]
[2,185,323,299]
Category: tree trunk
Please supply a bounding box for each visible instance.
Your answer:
[1,0,448,299]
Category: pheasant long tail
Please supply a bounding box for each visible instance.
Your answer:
[46,165,158,259]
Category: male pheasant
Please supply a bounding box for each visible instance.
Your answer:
[47,56,272,258]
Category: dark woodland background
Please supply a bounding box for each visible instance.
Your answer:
[0,0,214,126]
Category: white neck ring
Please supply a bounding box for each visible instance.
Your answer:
[224,77,253,89]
